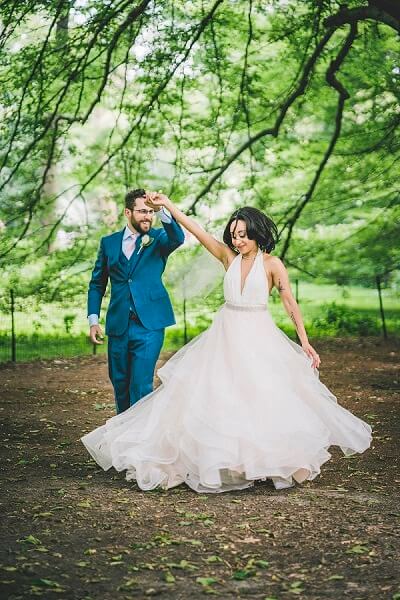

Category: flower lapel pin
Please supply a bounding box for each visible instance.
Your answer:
[138,234,154,254]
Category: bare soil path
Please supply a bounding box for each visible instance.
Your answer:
[0,338,399,600]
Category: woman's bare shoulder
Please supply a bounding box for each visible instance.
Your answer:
[263,253,283,271]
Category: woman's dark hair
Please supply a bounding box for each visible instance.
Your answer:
[223,206,279,253]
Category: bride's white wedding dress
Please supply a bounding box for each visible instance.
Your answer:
[81,251,372,493]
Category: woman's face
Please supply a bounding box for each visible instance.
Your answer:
[229,219,258,254]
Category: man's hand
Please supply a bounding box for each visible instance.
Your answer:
[145,191,171,211]
[90,324,104,345]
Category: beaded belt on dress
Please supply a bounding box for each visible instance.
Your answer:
[225,302,266,312]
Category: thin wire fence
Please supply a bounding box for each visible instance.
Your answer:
[0,293,105,363]
[0,280,398,364]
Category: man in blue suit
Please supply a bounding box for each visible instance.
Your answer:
[88,188,185,413]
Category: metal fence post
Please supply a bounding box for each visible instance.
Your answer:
[10,289,16,362]
[294,279,300,344]
[183,298,188,345]
[376,275,388,340]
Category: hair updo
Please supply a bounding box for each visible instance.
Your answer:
[222,206,279,253]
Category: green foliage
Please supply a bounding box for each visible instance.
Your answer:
[313,302,380,336]
[0,0,398,307]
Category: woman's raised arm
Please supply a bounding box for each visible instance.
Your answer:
[146,192,233,267]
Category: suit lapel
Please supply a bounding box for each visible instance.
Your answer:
[112,230,125,263]
[128,228,158,276]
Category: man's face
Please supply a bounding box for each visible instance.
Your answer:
[125,196,155,234]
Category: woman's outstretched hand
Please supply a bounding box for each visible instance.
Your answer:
[144,191,231,265]
[302,342,321,369]
[145,191,171,210]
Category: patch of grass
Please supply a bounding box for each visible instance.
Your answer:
[0,333,106,362]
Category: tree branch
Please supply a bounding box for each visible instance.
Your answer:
[279,22,358,260]
[324,2,400,33]
[186,27,335,214]
[76,0,225,196]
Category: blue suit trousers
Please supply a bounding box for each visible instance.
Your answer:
[107,320,165,414]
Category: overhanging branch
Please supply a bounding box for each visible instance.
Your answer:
[186,27,335,214]
[324,1,400,33]
[279,22,358,260]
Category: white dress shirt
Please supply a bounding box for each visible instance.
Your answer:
[88,207,172,327]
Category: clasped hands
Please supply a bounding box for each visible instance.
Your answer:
[145,191,170,211]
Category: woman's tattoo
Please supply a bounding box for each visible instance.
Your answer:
[290,311,299,331]
[278,278,285,292]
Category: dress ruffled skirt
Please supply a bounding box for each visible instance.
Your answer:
[81,304,372,492]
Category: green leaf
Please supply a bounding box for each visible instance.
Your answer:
[205,555,222,563]
[289,581,305,594]
[202,519,214,526]
[186,539,203,546]
[196,577,217,587]
[253,559,269,569]
[164,571,176,583]
[117,578,137,590]
[77,499,92,508]
[18,535,41,546]
[165,559,196,571]
[232,569,253,580]
[345,544,369,554]
[30,579,62,588]
[75,561,89,567]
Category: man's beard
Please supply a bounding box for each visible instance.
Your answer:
[129,216,152,234]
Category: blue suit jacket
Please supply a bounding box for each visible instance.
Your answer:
[88,219,185,335]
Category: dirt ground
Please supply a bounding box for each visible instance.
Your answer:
[0,338,399,600]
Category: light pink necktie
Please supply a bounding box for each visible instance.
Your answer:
[124,234,136,260]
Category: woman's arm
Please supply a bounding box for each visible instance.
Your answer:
[146,192,234,267]
[269,256,321,368]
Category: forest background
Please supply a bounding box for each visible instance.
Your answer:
[0,0,399,361]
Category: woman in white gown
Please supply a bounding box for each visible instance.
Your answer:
[81,194,372,493]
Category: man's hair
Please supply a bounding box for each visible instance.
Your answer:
[125,188,146,210]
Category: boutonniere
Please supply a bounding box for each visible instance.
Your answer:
[138,234,154,254]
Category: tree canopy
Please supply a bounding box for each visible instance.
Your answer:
[0,0,399,298]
